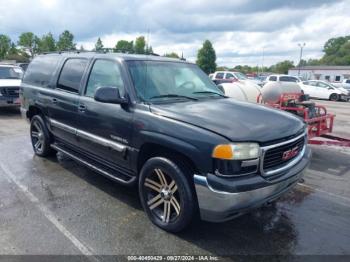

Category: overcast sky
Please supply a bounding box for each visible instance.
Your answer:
[0,0,349,66]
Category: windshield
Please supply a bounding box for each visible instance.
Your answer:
[127,61,224,102]
[234,72,247,80]
[0,67,23,79]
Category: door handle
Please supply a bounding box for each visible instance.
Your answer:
[78,104,86,112]
[52,98,58,104]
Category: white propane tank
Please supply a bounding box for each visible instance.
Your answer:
[219,81,261,103]
[261,82,301,103]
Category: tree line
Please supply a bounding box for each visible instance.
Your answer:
[0,30,154,62]
[1,30,349,75]
[195,35,350,75]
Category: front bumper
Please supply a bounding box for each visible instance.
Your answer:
[340,94,350,101]
[194,146,311,222]
[0,96,21,107]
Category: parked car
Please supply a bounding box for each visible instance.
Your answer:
[342,79,350,89]
[264,75,301,85]
[210,71,256,85]
[210,71,262,93]
[0,64,23,108]
[21,53,311,232]
[300,80,350,101]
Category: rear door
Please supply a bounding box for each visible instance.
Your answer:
[48,58,89,146]
[76,58,133,170]
[303,81,318,97]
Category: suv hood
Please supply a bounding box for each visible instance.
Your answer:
[0,79,21,87]
[150,98,304,143]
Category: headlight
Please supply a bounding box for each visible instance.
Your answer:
[212,143,260,160]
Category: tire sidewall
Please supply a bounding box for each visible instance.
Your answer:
[138,157,195,232]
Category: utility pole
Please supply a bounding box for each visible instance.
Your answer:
[261,47,265,76]
[298,43,305,76]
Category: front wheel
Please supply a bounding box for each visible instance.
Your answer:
[329,93,339,101]
[139,157,196,232]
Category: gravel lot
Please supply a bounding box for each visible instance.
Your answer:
[0,100,350,259]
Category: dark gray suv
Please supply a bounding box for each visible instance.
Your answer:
[20,52,311,232]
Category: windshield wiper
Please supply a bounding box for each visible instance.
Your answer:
[192,91,226,97]
[149,94,198,101]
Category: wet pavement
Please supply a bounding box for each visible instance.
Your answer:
[0,104,350,258]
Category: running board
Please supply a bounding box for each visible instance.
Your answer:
[51,144,136,186]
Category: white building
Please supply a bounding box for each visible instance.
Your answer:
[288,66,350,83]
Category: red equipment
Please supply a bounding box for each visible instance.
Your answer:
[257,93,350,147]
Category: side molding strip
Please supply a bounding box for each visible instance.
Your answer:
[49,118,126,153]
[50,119,76,135]
[51,144,132,184]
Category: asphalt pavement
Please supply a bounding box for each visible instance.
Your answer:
[0,101,350,259]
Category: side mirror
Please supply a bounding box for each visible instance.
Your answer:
[94,87,127,104]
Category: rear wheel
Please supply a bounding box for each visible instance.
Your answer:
[30,115,56,157]
[329,93,339,101]
[139,157,195,232]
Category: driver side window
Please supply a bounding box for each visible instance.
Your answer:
[85,59,125,97]
[225,73,235,79]
[317,82,328,88]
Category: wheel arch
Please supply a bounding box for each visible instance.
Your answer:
[137,142,200,176]
[27,105,43,120]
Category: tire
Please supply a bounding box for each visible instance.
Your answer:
[30,115,56,157]
[329,93,339,101]
[139,157,196,233]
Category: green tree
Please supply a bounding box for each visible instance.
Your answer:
[95,37,104,51]
[0,34,11,59]
[305,58,321,66]
[17,32,39,57]
[38,32,56,53]
[134,36,146,54]
[297,59,307,67]
[57,30,76,51]
[164,52,179,58]
[115,40,134,53]
[271,60,294,74]
[318,35,350,65]
[216,66,229,71]
[196,40,216,74]
[146,45,153,54]
[323,36,350,56]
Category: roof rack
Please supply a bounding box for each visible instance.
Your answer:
[40,49,160,56]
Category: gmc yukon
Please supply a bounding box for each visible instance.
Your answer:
[21,52,311,232]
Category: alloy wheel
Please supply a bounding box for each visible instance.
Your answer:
[144,168,181,223]
[31,120,45,154]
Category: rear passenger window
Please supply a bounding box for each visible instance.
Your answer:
[85,60,125,97]
[23,55,61,87]
[215,73,224,79]
[57,59,87,93]
[280,76,297,82]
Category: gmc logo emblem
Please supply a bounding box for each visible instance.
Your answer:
[282,146,299,160]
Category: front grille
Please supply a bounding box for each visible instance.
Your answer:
[0,87,20,98]
[263,136,305,171]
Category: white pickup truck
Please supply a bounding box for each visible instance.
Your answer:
[0,64,23,108]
